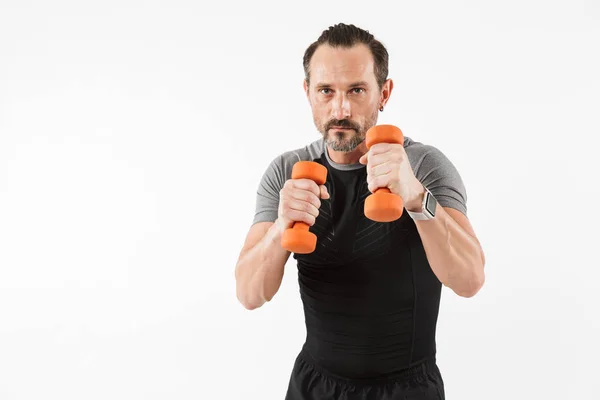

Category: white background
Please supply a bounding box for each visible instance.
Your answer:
[1,0,599,399]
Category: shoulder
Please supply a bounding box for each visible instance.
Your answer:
[403,136,468,214]
[404,136,445,166]
[262,138,325,182]
[403,136,460,177]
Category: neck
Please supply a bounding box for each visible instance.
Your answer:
[326,141,368,165]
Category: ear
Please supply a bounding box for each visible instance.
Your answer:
[303,79,309,98]
[380,78,394,108]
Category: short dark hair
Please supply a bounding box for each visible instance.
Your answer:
[303,23,389,89]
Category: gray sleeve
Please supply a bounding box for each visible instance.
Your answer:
[414,146,468,215]
[252,156,286,225]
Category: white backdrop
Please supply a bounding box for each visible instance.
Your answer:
[1,0,598,399]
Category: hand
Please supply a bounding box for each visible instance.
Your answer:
[276,178,330,233]
[359,143,425,211]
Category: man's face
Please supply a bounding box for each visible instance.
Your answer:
[304,44,392,153]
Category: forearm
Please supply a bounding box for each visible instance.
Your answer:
[235,221,290,309]
[403,182,485,297]
[412,205,485,297]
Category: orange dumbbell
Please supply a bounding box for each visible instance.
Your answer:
[281,161,328,254]
[363,124,405,222]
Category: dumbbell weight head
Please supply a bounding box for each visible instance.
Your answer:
[281,161,328,254]
[363,124,405,222]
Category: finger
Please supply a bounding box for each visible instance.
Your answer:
[368,143,404,160]
[285,208,316,226]
[288,189,321,210]
[291,179,321,197]
[320,185,330,199]
[368,160,394,177]
[366,152,388,168]
[287,199,320,217]
[368,174,390,193]
[359,153,368,165]
[367,143,391,156]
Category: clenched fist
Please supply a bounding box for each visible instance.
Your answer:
[359,143,425,211]
[276,178,330,234]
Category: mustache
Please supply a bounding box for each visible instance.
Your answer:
[325,119,360,131]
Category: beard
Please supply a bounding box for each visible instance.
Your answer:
[316,109,379,152]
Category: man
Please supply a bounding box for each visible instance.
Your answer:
[235,23,485,400]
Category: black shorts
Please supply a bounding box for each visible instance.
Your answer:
[285,349,445,400]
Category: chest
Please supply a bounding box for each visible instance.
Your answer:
[294,167,417,267]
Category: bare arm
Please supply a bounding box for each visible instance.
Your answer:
[405,187,485,297]
[235,172,329,310]
[234,221,291,310]
[360,141,485,298]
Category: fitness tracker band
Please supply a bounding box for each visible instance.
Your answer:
[407,187,437,220]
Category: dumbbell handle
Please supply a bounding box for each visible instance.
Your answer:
[364,125,405,222]
[280,161,328,254]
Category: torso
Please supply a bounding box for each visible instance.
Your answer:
[290,138,442,379]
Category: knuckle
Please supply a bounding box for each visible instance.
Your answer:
[311,183,320,195]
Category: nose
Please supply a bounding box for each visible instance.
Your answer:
[331,92,351,120]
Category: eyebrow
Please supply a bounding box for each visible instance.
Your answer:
[348,81,369,88]
[315,81,369,89]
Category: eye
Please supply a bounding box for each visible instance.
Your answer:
[319,88,332,95]
[351,88,365,94]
